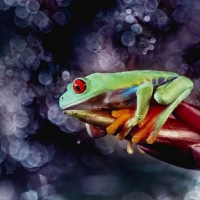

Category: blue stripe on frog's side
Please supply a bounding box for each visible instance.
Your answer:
[120,86,139,99]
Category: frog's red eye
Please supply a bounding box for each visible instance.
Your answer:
[72,79,86,94]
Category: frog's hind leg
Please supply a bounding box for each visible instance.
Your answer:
[147,76,193,144]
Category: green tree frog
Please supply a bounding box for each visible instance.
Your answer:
[59,70,193,144]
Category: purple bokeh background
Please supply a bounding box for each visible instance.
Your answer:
[0,0,200,199]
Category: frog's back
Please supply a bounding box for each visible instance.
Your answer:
[89,70,179,91]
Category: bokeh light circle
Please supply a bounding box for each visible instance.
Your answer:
[15,5,29,19]
[26,0,40,14]
[38,70,53,85]
[54,9,70,25]
[39,19,53,33]
[26,55,40,70]
[131,24,143,35]
[121,31,135,46]
[144,0,158,12]
[13,111,29,128]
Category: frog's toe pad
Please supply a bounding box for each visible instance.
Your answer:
[146,135,157,144]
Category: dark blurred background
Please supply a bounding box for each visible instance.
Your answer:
[0,0,200,199]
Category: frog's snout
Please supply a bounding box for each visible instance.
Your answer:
[59,95,65,110]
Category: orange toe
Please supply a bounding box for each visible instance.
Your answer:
[106,109,134,135]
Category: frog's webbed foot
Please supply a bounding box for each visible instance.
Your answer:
[106,109,135,135]
[106,106,166,148]
[105,107,158,154]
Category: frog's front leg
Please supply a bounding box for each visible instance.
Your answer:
[106,81,154,139]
